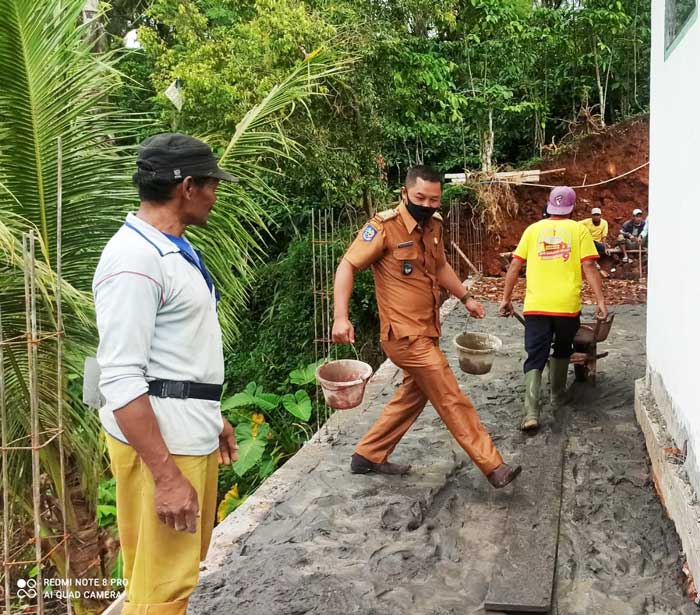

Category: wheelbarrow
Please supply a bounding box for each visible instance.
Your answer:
[570,314,615,384]
[511,312,615,385]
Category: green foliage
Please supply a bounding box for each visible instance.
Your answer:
[282,390,313,421]
[217,483,248,522]
[224,231,380,390]
[217,358,330,516]
[222,382,280,412]
[232,421,270,476]
[112,0,651,195]
[290,359,325,386]
[97,478,118,528]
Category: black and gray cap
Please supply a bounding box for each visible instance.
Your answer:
[136,133,238,183]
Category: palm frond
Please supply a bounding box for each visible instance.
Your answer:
[192,49,352,344]
[0,0,152,289]
[0,0,150,556]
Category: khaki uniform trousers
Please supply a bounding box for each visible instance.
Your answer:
[107,436,219,615]
[355,335,503,475]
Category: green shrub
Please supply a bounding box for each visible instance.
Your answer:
[224,232,382,391]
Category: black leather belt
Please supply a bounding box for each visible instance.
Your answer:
[148,380,222,401]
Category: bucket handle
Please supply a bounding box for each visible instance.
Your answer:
[327,342,360,362]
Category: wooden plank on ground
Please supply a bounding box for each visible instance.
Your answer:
[538,167,566,176]
[484,427,567,613]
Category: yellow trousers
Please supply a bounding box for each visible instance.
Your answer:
[356,335,503,475]
[106,436,218,615]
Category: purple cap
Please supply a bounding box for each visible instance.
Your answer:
[546,186,576,215]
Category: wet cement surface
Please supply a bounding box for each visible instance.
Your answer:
[190,304,694,615]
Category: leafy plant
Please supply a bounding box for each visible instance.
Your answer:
[222,382,280,412]
[217,483,247,523]
[216,359,327,519]
[97,478,118,528]
[282,390,313,422]
[233,421,271,476]
[290,359,324,386]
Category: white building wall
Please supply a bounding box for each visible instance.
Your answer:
[648,0,700,484]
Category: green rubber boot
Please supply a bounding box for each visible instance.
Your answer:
[521,369,542,431]
[550,357,573,406]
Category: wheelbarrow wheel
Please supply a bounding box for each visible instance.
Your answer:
[574,363,589,382]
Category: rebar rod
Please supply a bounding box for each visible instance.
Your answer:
[56,137,72,613]
[311,209,320,437]
[322,210,331,431]
[1,307,12,615]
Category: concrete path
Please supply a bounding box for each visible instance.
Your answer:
[189,302,693,615]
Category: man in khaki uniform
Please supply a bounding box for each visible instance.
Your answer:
[332,166,520,488]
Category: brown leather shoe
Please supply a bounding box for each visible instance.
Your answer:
[350,453,411,475]
[487,463,522,489]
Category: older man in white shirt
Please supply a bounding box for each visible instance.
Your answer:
[93,134,238,615]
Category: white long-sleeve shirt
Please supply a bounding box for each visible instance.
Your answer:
[92,213,224,455]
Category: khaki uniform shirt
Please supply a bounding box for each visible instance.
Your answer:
[344,202,447,341]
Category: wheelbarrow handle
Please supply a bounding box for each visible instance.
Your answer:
[512,311,526,327]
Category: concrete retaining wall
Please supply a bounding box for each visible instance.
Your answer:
[635,378,700,586]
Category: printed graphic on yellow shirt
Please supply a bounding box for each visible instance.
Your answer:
[537,227,572,262]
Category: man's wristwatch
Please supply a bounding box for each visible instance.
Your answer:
[460,293,472,306]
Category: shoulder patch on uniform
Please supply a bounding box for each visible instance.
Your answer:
[362,224,378,242]
[432,211,443,222]
[376,209,398,221]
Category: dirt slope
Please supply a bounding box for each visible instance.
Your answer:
[482,117,649,276]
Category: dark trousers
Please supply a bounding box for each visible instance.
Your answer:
[593,241,606,258]
[524,315,580,373]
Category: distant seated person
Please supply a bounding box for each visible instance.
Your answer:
[581,207,609,258]
[641,217,649,242]
[616,208,647,262]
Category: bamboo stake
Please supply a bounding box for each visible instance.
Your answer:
[56,137,72,614]
[329,208,338,436]
[311,209,320,438]
[323,210,331,432]
[24,232,45,615]
[1,307,12,615]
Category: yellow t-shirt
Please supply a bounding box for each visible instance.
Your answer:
[514,219,598,316]
[580,218,608,242]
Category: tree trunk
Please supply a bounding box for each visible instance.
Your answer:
[42,455,111,614]
[480,109,495,173]
[534,110,545,156]
[82,0,106,52]
[592,36,607,127]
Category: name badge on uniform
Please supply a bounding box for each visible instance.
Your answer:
[402,261,413,275]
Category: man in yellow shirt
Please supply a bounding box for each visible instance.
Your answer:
[580,207,609,258]
[499,187,608,431]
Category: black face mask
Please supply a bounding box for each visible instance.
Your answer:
[405,197,436,223]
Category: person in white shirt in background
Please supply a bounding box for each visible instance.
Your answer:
[616,208,647,263]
